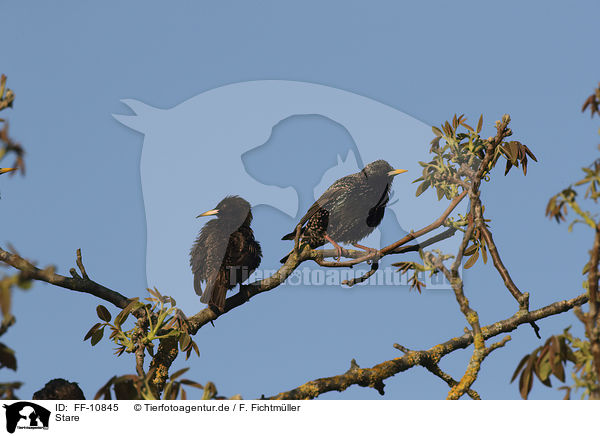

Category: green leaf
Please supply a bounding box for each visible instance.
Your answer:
[436,187,444,201]
[114,299,142,328]
[476,115,483,133]
[91,327,104,346]
[179,334,191,351]
[463,250,479,269]
[415,181,430,197]
[170,367,190,381]
[96,305,112,323]
[463,245,478,256]
[511,354,530,383]
[432,126,443,137]
[84,323,102,341]
[180,379,204,389]
[0,286,11,319]
[481,246,488,264]
[552,356,566,382]
[0,343,17,371]
[519,354,536,399]
[538,356,552,386]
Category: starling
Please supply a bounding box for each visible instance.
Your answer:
[32,378,85,400]
[190,196,262,312]
[280,160,406,263]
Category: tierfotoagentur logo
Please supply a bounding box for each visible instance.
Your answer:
[114,80,466,310]
[2,402,50,433]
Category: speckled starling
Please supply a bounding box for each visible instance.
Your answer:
[32,378,85,400]
[280,160,406,263]
[190,196,262,312]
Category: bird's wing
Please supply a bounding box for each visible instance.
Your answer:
[231,228,262,275]
[190,220,230,303]
[282,174,361,240]
[297,178,353,227]
[199,233,230,305]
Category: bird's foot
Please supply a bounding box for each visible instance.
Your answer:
[352,243,379,256]
[325,234,345,262]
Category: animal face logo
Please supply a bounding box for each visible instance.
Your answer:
[114,80,465,310]
[3,402,50,433]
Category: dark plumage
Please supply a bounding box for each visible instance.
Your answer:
[32,379,85,400]
[190,196,262,312]
[280,160,406,263]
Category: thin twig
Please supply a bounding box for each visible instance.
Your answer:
[422,360,481,400]
[342,228,458,287]
[76,248,89,280]
[265,292,587,400]
[0,246,130,309]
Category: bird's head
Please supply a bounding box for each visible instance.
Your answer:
[196,195,253,227]
[363,160,407,179]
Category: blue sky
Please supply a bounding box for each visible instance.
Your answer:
[1,1,599,400]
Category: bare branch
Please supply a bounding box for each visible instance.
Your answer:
[75,248,89,280]
[265,292,587,400]
[0,246,130,309]
[423,360,481,400]
[394,342,480,400]
[314,190,467,268]
[342,262,379,286]
[578,224,600,396]
[187,196,468,332]
[446,335,511,400]
[381,190,468,255]
[480,226,525,305]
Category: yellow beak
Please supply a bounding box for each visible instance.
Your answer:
[197,209,219,218]
[0,168,16,175]
[388,169,408,177]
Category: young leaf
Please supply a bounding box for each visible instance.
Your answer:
[170,367,190,381]
[511,354,530,383]
[463,250,479,269]
[84,323,102,341]
[91,327,105,346]
[0,343,17,371]
[96,305,112,323]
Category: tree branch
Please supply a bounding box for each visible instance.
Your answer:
[265,292,587,400]
[341,228,458,287]
[394,343,481,400]
[186,195,468,332]
[313,190,467,268]
[423,359,481,400]
[480,225,525,306]
[0,246,130,309]
[578,224,600,398]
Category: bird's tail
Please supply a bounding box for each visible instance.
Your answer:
[209,284,227,313]
[193,274,204,297]
[200,270,228,312]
